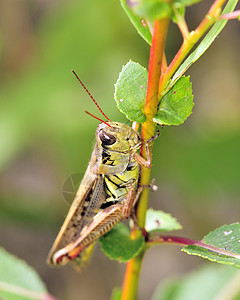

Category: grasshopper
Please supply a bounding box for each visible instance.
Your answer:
[47,71,159,272]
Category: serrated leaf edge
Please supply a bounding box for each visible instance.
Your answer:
[114,60,147,123]
[182,246,240,268]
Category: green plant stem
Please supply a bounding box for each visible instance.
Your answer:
[173,6,189,39]
[138,18,169,228]
[120,249,145,300]
[121,18,169,300]
[159,0,226,94]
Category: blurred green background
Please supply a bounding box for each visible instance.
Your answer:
[0,0,239,299]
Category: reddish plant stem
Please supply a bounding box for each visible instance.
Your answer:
[220,9,240,19]
[147,235,198,246]
[121,18,169,300]
[159,0,226,94]
[138,18,169,229]
[147,235,240,259]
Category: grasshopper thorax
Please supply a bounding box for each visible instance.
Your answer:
[96,122,140,152]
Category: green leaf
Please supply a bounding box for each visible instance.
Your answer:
[99,223,144,262]
[153,76,194,126]
[114,60,148,123]
[120,0,152,45]
[145,209,182,233]
[151,264,240,300]
[110,287,122,300]
[171,0,238,83]
[203,223,240,249]
[183,223,240,268]
[130,0,172,22]
[0,248,51,300]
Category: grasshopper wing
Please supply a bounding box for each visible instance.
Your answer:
[47,161,106,267]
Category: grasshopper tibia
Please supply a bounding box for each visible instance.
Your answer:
[135,130,160,168]
[53,204,123,265]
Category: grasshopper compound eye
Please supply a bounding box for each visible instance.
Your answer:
[99,129,116,145]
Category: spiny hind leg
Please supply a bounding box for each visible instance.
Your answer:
[122,182,146,219]
[122,177,159,219]
[53,204,123,265]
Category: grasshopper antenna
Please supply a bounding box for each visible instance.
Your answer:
[85,111,111,127]
[72,70,111,122]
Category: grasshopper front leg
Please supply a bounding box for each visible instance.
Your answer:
[134,130,160,168]
[53,204,123,265]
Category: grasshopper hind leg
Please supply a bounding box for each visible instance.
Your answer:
[53,204,123,266]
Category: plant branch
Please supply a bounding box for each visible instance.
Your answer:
[159,0,227,95]
[121,18,169,300]
[220,9,240,19]
[138,18,169,228]
[147,235,240,259]
[147,235,198,247]
[173,7,189,39]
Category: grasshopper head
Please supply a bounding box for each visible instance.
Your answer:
[96,122,140,152]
